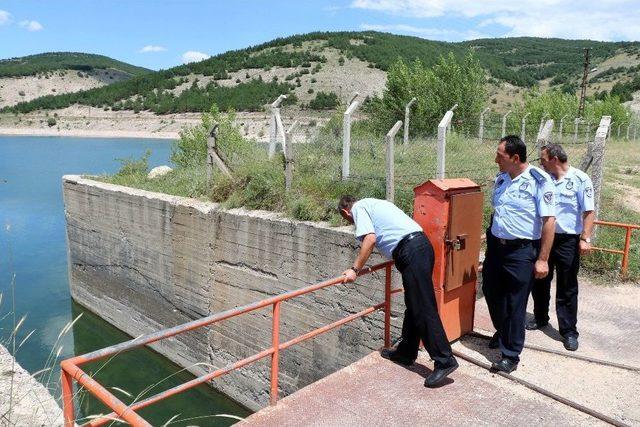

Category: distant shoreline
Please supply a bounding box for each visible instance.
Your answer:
[0,127,178,140]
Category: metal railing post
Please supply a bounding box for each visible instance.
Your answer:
[270,301,281,406]
[61,370,75,427]
[384,264,392,348]
[404,97,417,145]
[385,120,402,202]
[622,227,632,277]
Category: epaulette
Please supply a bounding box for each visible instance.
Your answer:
[529,167,549,184]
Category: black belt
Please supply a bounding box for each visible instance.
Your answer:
[496,237,532,247]
[392,231,424,259]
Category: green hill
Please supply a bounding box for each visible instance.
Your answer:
[4,32,640,114]
[0,52,151,78]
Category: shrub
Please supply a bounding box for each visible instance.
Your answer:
[308,91,339,110]
[47,117,56,127]
[115,149,151,177]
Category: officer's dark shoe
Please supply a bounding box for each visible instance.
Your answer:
[488,332,500,349]
[380,348,414,366]
[525,319,549,330]
[563,335,579,351]
[491,357,518,373]
[424,359,459,388]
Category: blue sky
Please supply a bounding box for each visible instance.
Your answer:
[2,0,640,70]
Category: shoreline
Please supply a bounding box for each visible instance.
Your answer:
[0,127,179,140]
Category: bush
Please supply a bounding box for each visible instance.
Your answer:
[115,149,151,177]
[308,91,339,110]
[47,117,56,127]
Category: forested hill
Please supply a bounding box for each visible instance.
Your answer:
[4,32,640,114]
[0,52,150,77]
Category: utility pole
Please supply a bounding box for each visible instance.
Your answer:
[578,47,590,118]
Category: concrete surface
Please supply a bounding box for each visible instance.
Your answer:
[0,344,64,426]
[63,176,405,411]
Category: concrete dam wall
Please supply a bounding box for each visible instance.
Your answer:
[63,176,403,411]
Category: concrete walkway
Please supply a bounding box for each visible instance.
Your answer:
[241,278,639,426]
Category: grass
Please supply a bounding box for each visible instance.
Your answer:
[96,111,639,282]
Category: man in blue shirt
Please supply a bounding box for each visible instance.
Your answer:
[339,196,458,388]
[527,143,595,351]
[483,135,556,373]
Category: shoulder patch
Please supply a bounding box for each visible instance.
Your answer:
[529,167,548,184]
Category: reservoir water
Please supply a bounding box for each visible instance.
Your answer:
[0,136,251,425]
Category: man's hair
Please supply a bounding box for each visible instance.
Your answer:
[541,143,568,163]
[338,195,357,211]
[500,135,527,162]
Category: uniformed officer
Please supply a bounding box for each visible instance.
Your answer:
[482,135,556,373]
[527,143,594,351]
[338,195,459,387]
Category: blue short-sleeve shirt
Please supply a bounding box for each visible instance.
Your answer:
[351,198,422,259]
[491,165,556,240]
[552,166,594,234]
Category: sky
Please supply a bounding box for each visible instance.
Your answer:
[1,0,640,71]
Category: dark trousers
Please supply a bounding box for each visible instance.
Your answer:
[482,231,538,362]
[393,234,455,370]
[531,233,580,338]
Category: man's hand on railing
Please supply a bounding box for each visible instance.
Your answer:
[579,239,592,255]
[342,268,357,283]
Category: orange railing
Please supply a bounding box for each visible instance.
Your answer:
[592,220,640,277]
[60,261,397,426]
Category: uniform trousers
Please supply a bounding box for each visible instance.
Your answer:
[392,233,456,370]
[531,233,580,338]
[482,231,539,362]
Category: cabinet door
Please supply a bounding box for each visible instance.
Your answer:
[445,191,483,291]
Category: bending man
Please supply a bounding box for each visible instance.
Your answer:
[338,195,458,388]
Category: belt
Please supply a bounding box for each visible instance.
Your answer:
[496,237,532,247]
[392,231,424,259]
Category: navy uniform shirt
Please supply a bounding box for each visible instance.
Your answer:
[351,198,422,259]
[491,165,556,240]
[551,166,594,234]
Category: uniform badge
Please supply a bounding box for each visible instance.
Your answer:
[544,191,553,204]
[495,177,504,188]
[519,181,529,192]
[585,187,593,198]
[566,180,574,190]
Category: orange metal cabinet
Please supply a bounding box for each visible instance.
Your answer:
[413,178,483,341]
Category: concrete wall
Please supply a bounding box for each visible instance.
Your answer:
[63,176,403,411]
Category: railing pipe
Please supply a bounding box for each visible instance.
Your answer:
[270,301,281,405]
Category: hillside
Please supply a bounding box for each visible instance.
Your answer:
[2,32,640,115]
[0,53,150,108]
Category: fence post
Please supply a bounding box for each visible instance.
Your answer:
[536,119,554,164]
[479,107,490,143]
[559,114,568,139]
[437,109,455,179]
[607,121,614,139]
[626,124,631,140]
[270,301,281,406]
[634,124,638,141]
[448,104,458,132]
[574,118,580,143]
[404,97,417,145]
[342,97,360,180]
[61,369,75,427]
[521,112,531,143]
[538,114,548,135]
[386,120,402,202]
[617,123,622,139]
[586,121,592,143]
[284,121,298,193]
[206,124,232,185]
[591,116,611,220]
[269,95,287,159]
[501,110,511,137]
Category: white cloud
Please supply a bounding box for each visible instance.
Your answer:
[19,20,43,32]
[139,45,167,53]
[351,0,640,41]
[181,50,210,64]
[361,23,488,41]
[0,10,11,25]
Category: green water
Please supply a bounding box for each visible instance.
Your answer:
[0,136,251,425]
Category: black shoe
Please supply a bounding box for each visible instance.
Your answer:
[525,319,548,330]
[563,335,579,351]
[380,348,415,366]
[491,357,518,373]
[425,359,459,388]
[488,332,500,349]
